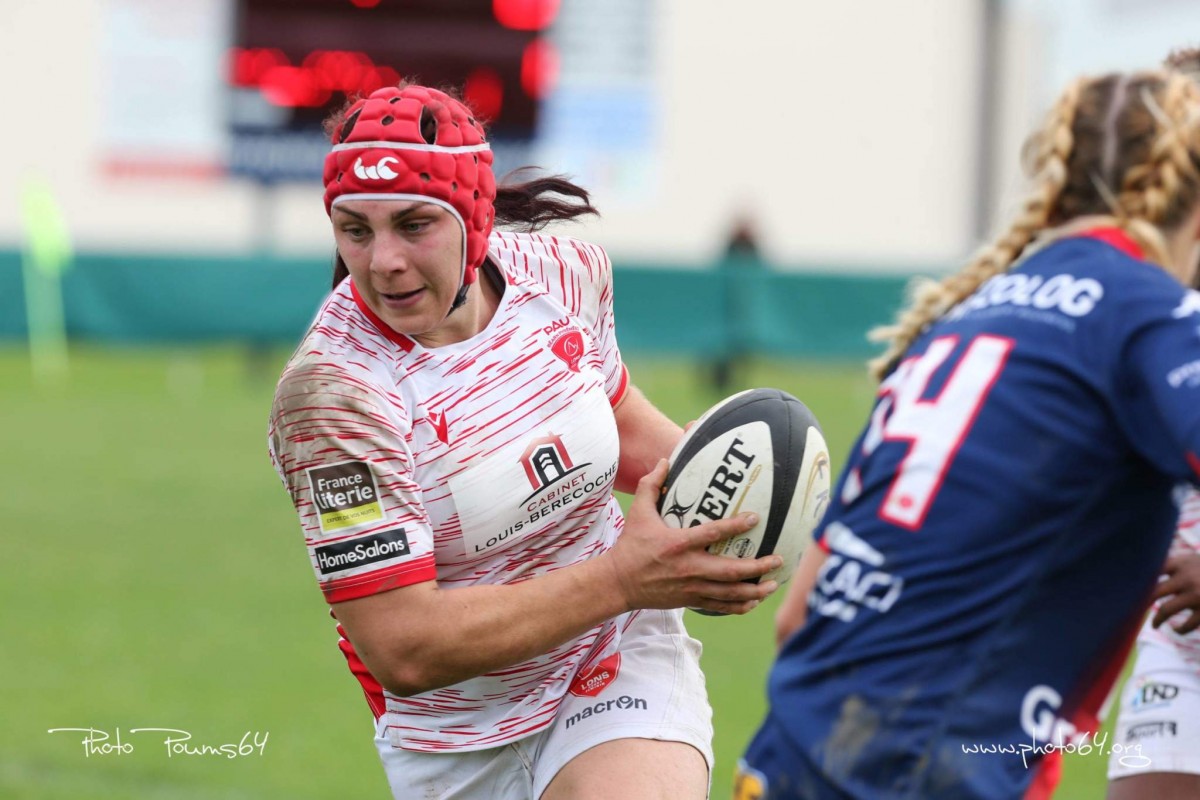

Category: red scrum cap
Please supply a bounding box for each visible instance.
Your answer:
[323,85,497,288]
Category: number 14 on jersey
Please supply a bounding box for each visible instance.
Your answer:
[844,335,1015,529]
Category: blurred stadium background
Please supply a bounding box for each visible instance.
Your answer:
[4,0,1200,797]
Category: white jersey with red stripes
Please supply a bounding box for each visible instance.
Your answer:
[269,230,633,752]
[1139,487,1200,666]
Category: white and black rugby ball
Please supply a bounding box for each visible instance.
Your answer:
[657,388,831,614]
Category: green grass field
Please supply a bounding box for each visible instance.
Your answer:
[0,346,1117,798]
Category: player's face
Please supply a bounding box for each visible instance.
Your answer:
[332,199,464,339]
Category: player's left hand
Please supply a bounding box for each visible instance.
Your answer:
[1151,553,1200,635]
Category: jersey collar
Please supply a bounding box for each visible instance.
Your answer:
[1075,227,1145,260]
[349,280,416,353]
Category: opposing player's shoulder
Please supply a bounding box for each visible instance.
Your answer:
[1095,257,1198,330]
[1005,236,1191,329]
[1037,236,1180,292]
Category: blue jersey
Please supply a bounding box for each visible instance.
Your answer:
[768,231,1200,799]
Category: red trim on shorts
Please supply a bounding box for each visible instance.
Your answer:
[350,281,416,352]
[321,555,437,603]
[335,621,388,721]
[609,364,631,408]
[1075,228,1145,261]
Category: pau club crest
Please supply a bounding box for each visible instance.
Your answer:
[550,329,586,372]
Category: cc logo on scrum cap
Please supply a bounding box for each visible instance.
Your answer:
[353,156,400,180]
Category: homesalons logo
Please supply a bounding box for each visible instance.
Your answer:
[313,528,411,576]
[307,461,384,532]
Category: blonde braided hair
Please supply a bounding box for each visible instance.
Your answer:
[869,70,1200,382]
[1112,73,1200,263]
[1166,47,1200,79]
[867,78,1085,381]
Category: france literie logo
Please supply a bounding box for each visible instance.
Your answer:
[307,461,384,532]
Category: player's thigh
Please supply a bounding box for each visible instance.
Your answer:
[1107,772,1200,800]
[541,737,708,800]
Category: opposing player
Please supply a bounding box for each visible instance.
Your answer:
[1105,489,1200,799]
[1103,46,1200,800]
[736,67,1200,799]
[268,83,781,800]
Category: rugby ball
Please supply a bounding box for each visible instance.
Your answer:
[657,388,831,615]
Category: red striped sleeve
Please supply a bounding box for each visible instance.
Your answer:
[322,553,438,603]
[609,364,631,408]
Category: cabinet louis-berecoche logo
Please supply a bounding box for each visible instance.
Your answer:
[520,435,588,502]
[307,461,384,532]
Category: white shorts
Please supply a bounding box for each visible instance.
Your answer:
[1107,638,1200,779]
[373,608,714,800]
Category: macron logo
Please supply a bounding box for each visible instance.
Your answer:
[353,156,400,180]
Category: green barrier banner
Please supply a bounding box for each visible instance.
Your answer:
[0,251,913,358]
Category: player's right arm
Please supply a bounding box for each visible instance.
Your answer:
[272,370,778,697]
[334,460,778,696]
[1112,282,1200,484]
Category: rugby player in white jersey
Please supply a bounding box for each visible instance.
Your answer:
[268,82,780,800]
[1104,49,1200,800]
[1106,489,1200,799]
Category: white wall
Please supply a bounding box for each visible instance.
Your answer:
[589,0,983,267]
[0,0,1014,270]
